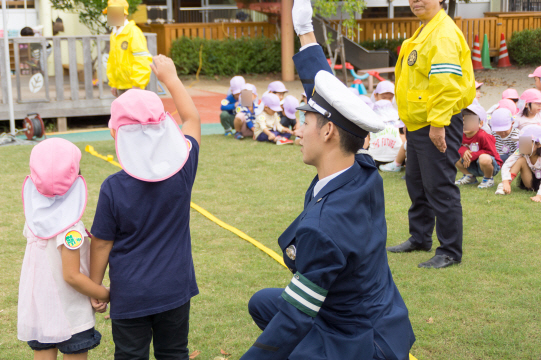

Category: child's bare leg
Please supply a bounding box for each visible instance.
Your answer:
[34,349,58,360]
[233,117,243,133]
[512,157,533,188]
[63,352,87,360]
[455,159,470,175]
[478,154,494,178]
[395,143,406,165]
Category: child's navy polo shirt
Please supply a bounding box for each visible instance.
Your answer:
[91,136,199,320]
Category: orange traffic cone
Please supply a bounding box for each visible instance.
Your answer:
[472,35,484,70]
[497,33,512,68]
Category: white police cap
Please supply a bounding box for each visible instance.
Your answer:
[297,70,385,137]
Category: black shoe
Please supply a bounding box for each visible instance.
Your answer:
[387,240,431,253]
[418,255,461,269]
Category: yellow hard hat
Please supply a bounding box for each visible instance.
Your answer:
[103,0,129,15]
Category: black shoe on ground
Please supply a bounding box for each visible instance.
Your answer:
[418,255,461,269]
[387,240,431,253]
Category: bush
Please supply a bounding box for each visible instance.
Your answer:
[170,37,300,76]
[507,28,541,66]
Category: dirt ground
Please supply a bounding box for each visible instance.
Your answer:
[183,65,540,110]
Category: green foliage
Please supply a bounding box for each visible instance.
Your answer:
[313,0,366,38]
[50,0,141,34]
[170,37,300,76]
[359,38,405,54]
[507,28,541,66]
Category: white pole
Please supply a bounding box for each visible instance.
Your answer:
[2,0,16,135]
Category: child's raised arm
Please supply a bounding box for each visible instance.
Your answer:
[150,55,201,145]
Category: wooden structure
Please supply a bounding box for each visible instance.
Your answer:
[0,34,158,121]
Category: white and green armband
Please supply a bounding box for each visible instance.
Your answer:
[281,272,328,317]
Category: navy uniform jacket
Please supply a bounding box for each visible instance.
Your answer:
[241,45,415,360]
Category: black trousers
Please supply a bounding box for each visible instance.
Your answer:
[406,114,463,261]
[111,301,190,360]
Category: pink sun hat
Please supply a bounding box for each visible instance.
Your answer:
[283,95,299,120]
[109,89,190,182]
[268,81,288,93]
[230,76,246,95]
[374,80,395,95]
[528,66,541,78]
[261,92,282,112]
[22,138,87,239]
[491,108,514,132]
[498,98,518,115]
[502,89,519,100]
[466,104,487,123]
[475,81,483,89]
[520,88,541,103]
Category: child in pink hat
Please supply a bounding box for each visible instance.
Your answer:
[268,81,288,101]
[90,55,201,358]
[220,75,246,136]
[490,108,520,163]
[254,92,294,144]
[18,138,108,358]
[516,88,541,130]
[528,66,541,91]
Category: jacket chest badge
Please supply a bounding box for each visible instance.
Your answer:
[286,245,296,260]
[408,50,417,66]
[121,41,129,50]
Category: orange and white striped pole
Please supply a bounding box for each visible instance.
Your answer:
[472,34,484,70]
[497,33,512,68]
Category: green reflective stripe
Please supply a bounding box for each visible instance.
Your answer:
[431,63,461,69]
[429,70,463,77]
[288,282,324,307]
[281,288,319,317]
[294,272,328,297]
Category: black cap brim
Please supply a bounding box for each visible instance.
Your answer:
[296,103,318,113]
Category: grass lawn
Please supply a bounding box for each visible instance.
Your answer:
[0,135,540,359]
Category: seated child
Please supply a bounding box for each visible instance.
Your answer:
[498,98,518,115]
[516,89,541,130]
[234,83,258,140]
[529,66,541,91]
[298,92,307,125]
[455,104,503,188]
[280,95,299,131]
[495,125,541,202]
[267,81,288,101]
[490,108,519,163]
[18,138,108,359]
[254,93,294,145]
[487,89,519,114]
[372,80,394,102]
[368,100,403,166]
[89,55,201,358]
[220,75,245,136]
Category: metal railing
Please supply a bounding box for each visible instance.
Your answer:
[179,7,268,23]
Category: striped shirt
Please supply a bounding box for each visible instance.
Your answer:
[491,128,519,156]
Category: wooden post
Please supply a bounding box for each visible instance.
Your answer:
[57,117,67,132]
[281,0,295,82]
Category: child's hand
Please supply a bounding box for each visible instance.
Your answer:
[530,194,541,202]
[503,180,512,194]
[462,150,472,168]
[150,55,178,86]
[91,297,108,313]
[268,133,276,141]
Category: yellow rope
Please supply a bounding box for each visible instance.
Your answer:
[188,44,204,89]
[84,145,287,269]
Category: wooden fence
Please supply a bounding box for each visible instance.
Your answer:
[139,22,278,56]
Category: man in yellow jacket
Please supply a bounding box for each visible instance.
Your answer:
[387,0,475,269]
[104,0,152,97]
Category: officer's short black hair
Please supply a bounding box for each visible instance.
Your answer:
[315,114,365,154]
[20,27,34,36]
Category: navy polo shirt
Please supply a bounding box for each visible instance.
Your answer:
[91,136,199,320]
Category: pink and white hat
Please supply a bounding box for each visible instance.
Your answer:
[520,88,541,103]
[475,81,483,89]
[374,80,395,95]
[22,138,87,239]
[109,89,190,182]
[498,98,518,115]
[491,108,514,131]
[261,92,282,112]
[502,89,519,100]
[520,124,541,142]
[466,104,487,123]
[528,66,541,78]
[267,81,288,93]
[230,76,246,95]
[283,95,299,120]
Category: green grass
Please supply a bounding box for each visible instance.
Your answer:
[1,136,540,359]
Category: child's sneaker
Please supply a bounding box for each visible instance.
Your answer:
[235,132,244,140]
[224,131,233,137]
[379,162,403,172]
[478,177,494,189]
[455,174,478,185]
[494,182,506,195]
[276,137,294,145]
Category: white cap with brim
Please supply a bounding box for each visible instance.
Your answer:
[297,70,385,137]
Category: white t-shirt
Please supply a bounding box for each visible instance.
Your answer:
[23,221,95,335]
[369,125,403,162]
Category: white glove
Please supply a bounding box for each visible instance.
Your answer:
[292,0,314,36]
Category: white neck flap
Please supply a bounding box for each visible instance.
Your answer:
[22,176,87,239]
[115,114,190,182]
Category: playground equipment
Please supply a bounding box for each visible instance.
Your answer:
[0,112,46,145]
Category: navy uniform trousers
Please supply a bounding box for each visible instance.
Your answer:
[406,113,464,261]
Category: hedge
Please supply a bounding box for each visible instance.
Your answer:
[170,37,300,76]
[507,28,541,66]
[358,38,405,55]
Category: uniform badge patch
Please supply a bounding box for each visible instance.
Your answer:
[121,41,129,50]
[221,99,229,106]
[408,50,418,66]
[286,245,296,260]
[64,230,83,250]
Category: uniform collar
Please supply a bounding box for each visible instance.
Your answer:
[312,161,360,201]
[113,19,130,36]
[313,166,352,197]
[410,9,448,44]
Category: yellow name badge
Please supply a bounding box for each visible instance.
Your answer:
[64,230,83,250]
[221,99,229,106]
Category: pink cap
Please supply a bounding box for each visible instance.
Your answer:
[475,81,483,89]
[109,89,166,131]
[261,92,282,112]
[465,104,487,123]
[374,80,395,95]
[498,98,518,115]
[528,66,541,78]
[520,88,541,103]
[283,95,299,119]
[267,81,288,93]
[520,124,541,142]
[29,138,81,197]
[491,108,514,131]
[502,89,519,100]
[243,83,258,98]
[230,76,246,95]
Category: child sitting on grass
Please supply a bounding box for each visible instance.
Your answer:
[280,95,299,131]
[495,125,541,202]
[490,108,519,163]
[254,93,294,145]
[220,76,245,136]
[234,83,258,140]
[455,104,502,189]
[267,81,288,101]
[516,89,541,130]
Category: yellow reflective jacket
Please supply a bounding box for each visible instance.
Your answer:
[107,20,152,90]
[395,9,475,131]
